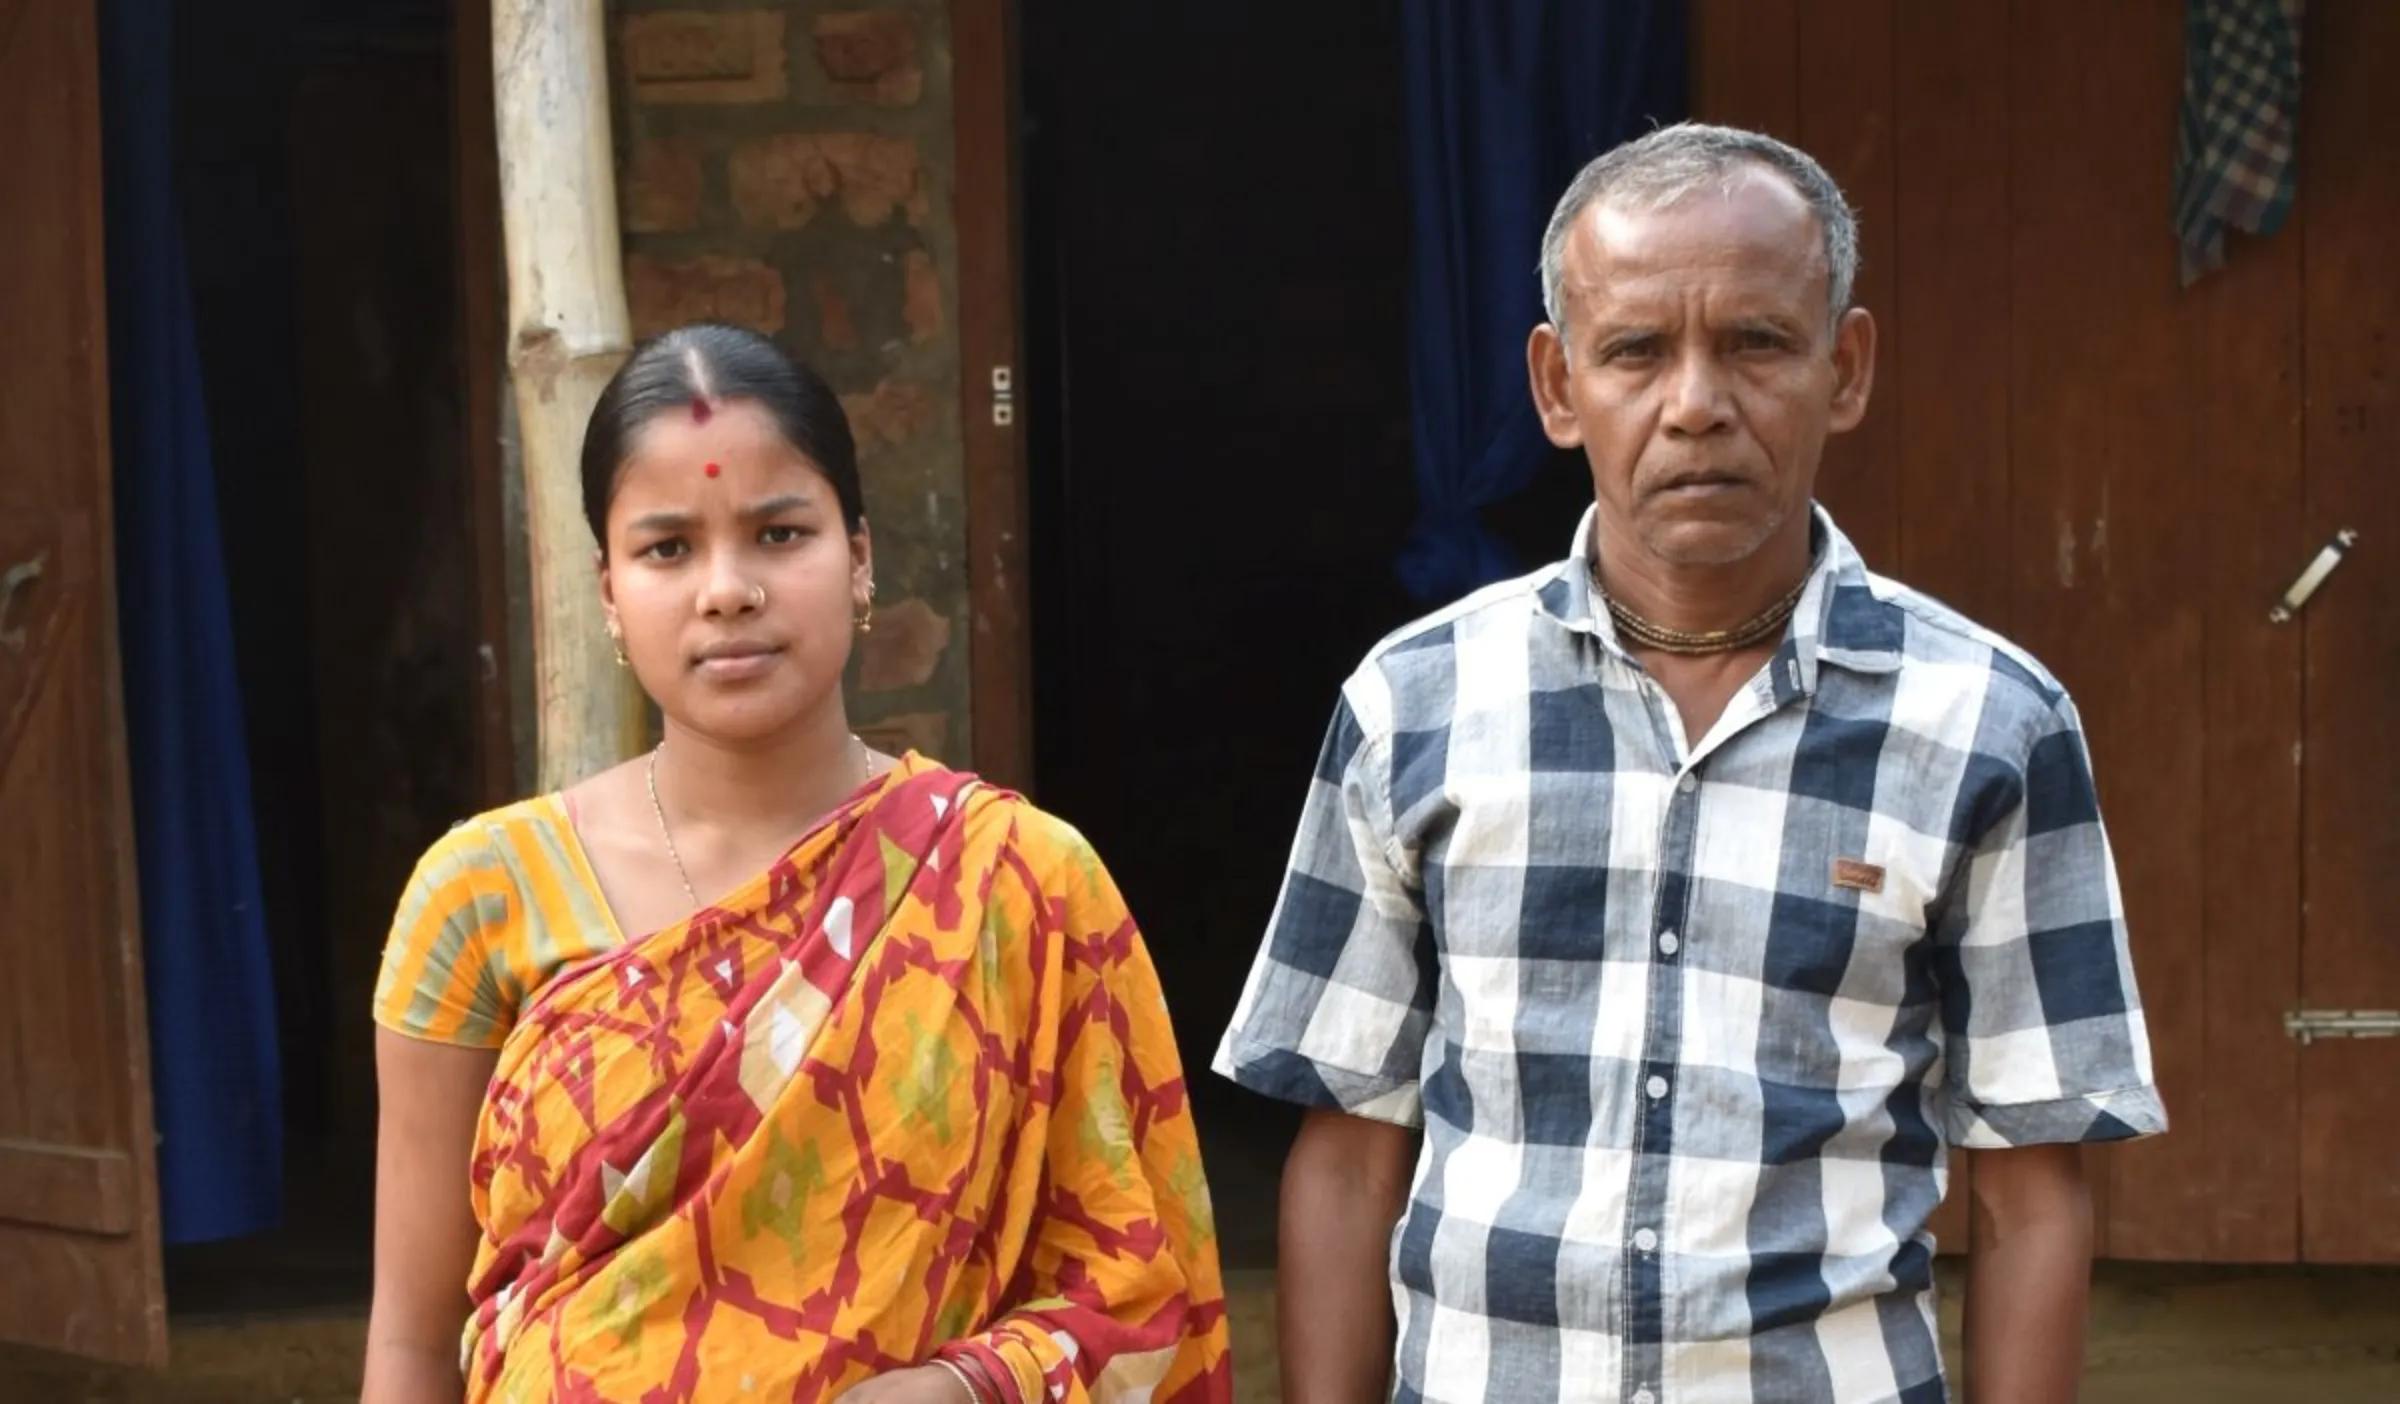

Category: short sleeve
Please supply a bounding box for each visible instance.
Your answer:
[1213,694,1438,1127]
[1932,690,2168,1149]
[371,823,520,1049]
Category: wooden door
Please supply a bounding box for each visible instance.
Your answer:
[2298,0,2400,1264]
[0,0,170,1366]
[1691,0,2396,1263]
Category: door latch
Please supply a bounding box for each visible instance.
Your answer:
[2268,528,2357,622]
[2283,1009,2400,1044]
[990,365,1015,427]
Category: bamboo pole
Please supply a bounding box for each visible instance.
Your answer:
[491,0,645,789]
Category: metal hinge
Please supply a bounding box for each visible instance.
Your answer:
[2284,1010,2400,1044]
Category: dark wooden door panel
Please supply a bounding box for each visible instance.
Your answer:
[2179,150,2307,1266]
[2299,0,2400,1266]
[2005,0,2213,1259]
[0,0,168,1366]
[1885,0,2015,1262]
[1795,0,1900,575]
[1694,0,2321,1261]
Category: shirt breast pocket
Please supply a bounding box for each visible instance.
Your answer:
[1759,826,1947,1007]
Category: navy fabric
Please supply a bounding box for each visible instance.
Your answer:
[1394,0,1686,602]
[100,0,284,1245]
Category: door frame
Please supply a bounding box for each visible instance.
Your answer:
[951,0,1035,794]
[452,0,521,809]
[0,0,168,1365]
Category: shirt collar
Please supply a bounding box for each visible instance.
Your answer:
[1534,502,1904,696]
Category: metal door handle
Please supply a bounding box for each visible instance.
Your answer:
[2268,529,2357,623]
[0,553,42,652]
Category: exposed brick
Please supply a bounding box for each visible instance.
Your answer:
[857,598,951,692]
[729,133,924,230]
[810,11,923,106]
[810,269,862,352]
[901,250,944,342]
[840,377,938,459]
[623,139,704,234]
[623,12,787,105]
[626,254,786,338]
[728,135,834,228]
[828,134,929,224]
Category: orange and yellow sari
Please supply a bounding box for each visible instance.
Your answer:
[461,757,1230,1402]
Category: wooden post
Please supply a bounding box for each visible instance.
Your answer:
[491,0,644,789]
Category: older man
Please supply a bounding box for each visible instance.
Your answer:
[1215,123,2165,1404]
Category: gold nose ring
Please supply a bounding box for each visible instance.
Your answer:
[747,584,767,609]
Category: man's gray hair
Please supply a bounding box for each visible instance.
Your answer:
[1537,122,1859,333]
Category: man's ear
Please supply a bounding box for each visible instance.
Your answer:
[1529,324,1584,449]
[1827,307,1878,435]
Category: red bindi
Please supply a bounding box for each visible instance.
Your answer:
[690,395,713,424]
[703,462,721,478]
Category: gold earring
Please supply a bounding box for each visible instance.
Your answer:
[607,622,628,667]
[854,602,874,635]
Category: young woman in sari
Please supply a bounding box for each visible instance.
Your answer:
[363,324,1230,1404]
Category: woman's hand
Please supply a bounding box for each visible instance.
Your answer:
[834,1364,979,1403]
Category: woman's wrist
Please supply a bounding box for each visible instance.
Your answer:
[926,1356,986,1404]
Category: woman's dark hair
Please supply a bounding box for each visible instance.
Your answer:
[580,322,865,552]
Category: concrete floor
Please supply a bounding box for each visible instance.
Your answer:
[6,1262,2399,1402]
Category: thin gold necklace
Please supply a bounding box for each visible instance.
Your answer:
[1597,570,1810,656]
[646,735,873,908]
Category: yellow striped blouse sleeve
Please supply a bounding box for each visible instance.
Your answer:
[372,820,522,1048]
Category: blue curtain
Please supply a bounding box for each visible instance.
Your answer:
[99,0,284,1245]
[1396,0,1687,602]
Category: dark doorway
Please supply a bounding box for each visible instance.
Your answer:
[160,0,502,1313]
[1021,0,1490,1267]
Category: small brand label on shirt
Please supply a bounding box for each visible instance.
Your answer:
[1831,857,1886,894]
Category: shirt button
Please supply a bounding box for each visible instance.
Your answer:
[1677,773,1697,794]
[1647,1075,1670,1100]
[1633,1227,1659,1252]
[1658,930,1680,957]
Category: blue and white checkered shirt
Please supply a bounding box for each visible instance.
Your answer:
[1215,505,2166,1404]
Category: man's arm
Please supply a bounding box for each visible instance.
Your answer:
[1963,1143,2093,1404]
[1937,689,2165,1399]
[1278,1109,1416,1404]
[1220,695,1432,1398]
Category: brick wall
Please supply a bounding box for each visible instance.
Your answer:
[612,1,967,764]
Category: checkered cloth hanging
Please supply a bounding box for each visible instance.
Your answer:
[2175,0,2305,287]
